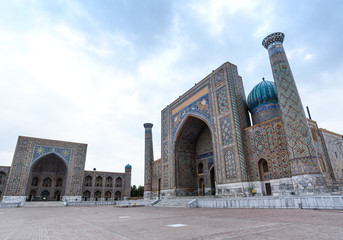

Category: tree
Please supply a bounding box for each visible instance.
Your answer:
[131,185,144,198]
[137,185,144,197]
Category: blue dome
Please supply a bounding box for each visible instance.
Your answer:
[125,164,132,169]
[247,80,278,112]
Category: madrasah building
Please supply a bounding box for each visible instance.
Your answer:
[0,136,132,204]
[143,32,343,199]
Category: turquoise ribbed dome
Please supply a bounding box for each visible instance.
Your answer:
[247,80,278,112]
[125,164,132,169]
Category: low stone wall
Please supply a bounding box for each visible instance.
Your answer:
[116,199,152,206]
[197,195,343,210]
[66,199,151,207]
[66,201,116,206]
[0,202,21,208]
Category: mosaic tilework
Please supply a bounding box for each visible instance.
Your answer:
[268,41,319,175]
[251,103,281,125]
[163,121,168,141]
[172,94,211,141]
[280,151,291,177]
[177,154,196,187]
[275,124,286,149]
[216,86,229,115]
[144,126,154,191]
[214,69,225,86]
[270,153,279,178]
[163,142,168,163]
[32,145,71,165]
[254,131,265,155]
[265,126,275,152]
[220,116,232,145]
[227,66,247,181]
[163,165,169,188]
[244,118,292,182]
[224,149,236,178]
[231,66,250,129]
[5,136,87,197]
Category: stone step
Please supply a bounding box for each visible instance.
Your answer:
[24,201,65,208]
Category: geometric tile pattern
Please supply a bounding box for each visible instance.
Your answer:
[270,153,279,178]
[227,66,248,181]
[163,142,168,163]
[163,120,169,141]
[216,86,229,115]
[215,69,225,87]
[268,41,320,175]
[172,94,211,142]
[220,116,232,145]
[32,145,71,166]
[265,126,275,152]
[275,124,286,149]
[163,165,169,188]
[253,130,265,155]
[144,126,154,191]
[224,149,236,179]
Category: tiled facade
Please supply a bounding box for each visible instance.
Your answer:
[0,136,131,204]
[144,32,343,199]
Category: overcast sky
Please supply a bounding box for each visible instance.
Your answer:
[1,0,342,186]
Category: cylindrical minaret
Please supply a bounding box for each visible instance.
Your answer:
[124,164,132,198]
[262,32,325,194]
[143,123,154,199]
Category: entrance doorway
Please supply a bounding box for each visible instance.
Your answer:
[174,116,214,196]
[26,153,67,201]
[199,178,205,196]
[258,159,272,196]
[210,167,215,195]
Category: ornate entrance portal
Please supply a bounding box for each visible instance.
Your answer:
[26,153,67,201]
[175,116,215,196]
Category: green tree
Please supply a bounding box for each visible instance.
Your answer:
[137,185,144,197]
[131,185,138,197]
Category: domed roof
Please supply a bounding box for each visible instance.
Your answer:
[125,164,132,169]
[247,79,278,112]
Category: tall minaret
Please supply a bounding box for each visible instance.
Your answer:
[143,123,154,199]
[262,32,325,193]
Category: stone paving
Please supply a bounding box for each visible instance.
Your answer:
[0,206,342,240]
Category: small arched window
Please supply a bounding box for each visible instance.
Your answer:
[115,191,121,200]
[198,163,204,174]
[115,177,122,187]
[56,178,63,187]
[84,176,92,187]
[262,161,269,172]
[105,191,111,201]
[96,176,103,187]
[32,177,39,186]
[106,177,113,187]
[0,172,6,185]
[94,190,101,201]
[83,191,91,201]
[42,178,52,187]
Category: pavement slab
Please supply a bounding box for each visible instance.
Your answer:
[0,206,342,240]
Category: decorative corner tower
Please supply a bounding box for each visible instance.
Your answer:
[143,123,154,199]
[262,32,326,194]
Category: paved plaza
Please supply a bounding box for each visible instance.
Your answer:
[0,206,342,240]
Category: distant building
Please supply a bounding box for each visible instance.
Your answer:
[144,32,343,199]
[0,136,131,204]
